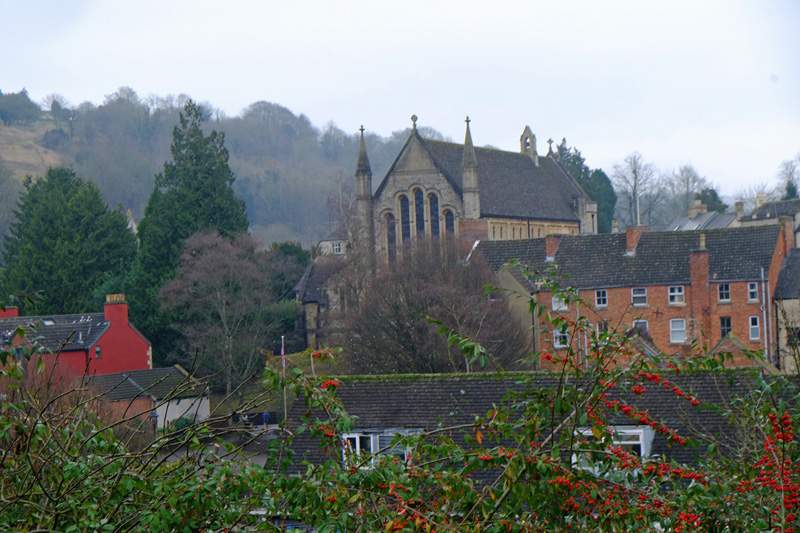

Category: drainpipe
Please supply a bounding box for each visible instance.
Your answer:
[761,268,769,361]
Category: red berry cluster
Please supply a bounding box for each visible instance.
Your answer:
[638,372,701,406]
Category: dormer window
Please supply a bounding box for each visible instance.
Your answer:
[574,425,655,471]
[332,241,343,255]
[342,429,418,466]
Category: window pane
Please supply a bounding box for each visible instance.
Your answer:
[749,316,759,339]
[386,213,396,262]
[748,283,758,301]
[400,195,411,241]
[429,194,439,237]
[720,316,732,337]
[670,319,686,343]
[444,210,455,233]
[718,284,730,301]
[414,189,425,237]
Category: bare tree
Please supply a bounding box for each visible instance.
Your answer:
[612,152,659,226]
[160,231,290,395]
[778,155,800,199]
[665,165,708,215]
[341,239,528,374]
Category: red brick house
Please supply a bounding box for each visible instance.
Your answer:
[476,222,795,371]
[0,293,152,377]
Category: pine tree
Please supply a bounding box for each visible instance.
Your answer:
[557,140,617,233]
[784,179,798,200]
[127,100,248,360]
[1,167,136,314]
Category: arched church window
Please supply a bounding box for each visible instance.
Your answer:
[429,193,440,237]
[399,195,411,242]
[414,188,425,237]
[444,209,455,234]
[386,213,397,262]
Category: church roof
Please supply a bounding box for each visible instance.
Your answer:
[376,130,587,222]
[294,256,348,304]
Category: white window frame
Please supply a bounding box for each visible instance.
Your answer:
[633,319,649,335]
[342,430,418,466]
[573,425,655,470]
[595,289,608,308]
[553,327,569,349]
[749,315,760,340]
[631,287,648,307]
[332,241,343,255]
[669,318,687,344]
[551,295,568,311]
[668,285,685,305]
[748,282,759,302]
[718,283,731,303]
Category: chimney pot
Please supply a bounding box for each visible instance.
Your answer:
[756,192,767,208]
[105,293,126,305]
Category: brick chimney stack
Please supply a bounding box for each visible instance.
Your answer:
[734,201,745,220]
[625,226,646,256]
[0,306,20,318]
[544,234,561,262]
[779,215,796,251]
[104,293,128,325]
[687,198,707,219]
[689,232,711,344]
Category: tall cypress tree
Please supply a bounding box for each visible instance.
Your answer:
[557,140,617,233]
[127,101,248,361]
[1,167,136,314]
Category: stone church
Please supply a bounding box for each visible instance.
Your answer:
[296,116,598,349]
[354,116,598,263]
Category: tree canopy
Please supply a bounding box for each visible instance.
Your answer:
[1,167,136,314]
[160,231,301,394]
[557,139,617,233]
[127,100,249,362]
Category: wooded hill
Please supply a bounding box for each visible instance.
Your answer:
[0,87,447,246]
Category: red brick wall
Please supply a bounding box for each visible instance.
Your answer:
[537,281,770,370]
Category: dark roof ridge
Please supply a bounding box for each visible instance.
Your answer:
[329,368,760,382]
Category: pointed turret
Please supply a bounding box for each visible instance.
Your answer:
[356,125,372,178]
[520,125,539,167]
[462,116,481,219]
[354,126,375,271]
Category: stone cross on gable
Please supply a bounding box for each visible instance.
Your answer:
[411,114,418,130]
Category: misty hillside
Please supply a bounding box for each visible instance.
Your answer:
[0,88,448,245]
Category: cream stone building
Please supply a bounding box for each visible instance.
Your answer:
[354,116,598,264]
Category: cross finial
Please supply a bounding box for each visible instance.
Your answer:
[547,138,554,148]
[359,125,365,135]
[465,115,470,125]
[411,114,418,130]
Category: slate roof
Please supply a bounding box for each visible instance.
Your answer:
[664,211,737,231]
[286,370,766,471]
[476,225,781,290]
[0,313,108,352]
[775,248,800,300]
[294,256,348,304]
[742,199,800,221]
[375,131,587,222]
[88,366,207,401]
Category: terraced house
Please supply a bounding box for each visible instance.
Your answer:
[476,222,796,372]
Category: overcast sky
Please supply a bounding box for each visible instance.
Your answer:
[3,0,799,194]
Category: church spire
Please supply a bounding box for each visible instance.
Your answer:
[462,115,478,170]
[356,125,372,177]
[462,116,480,219]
